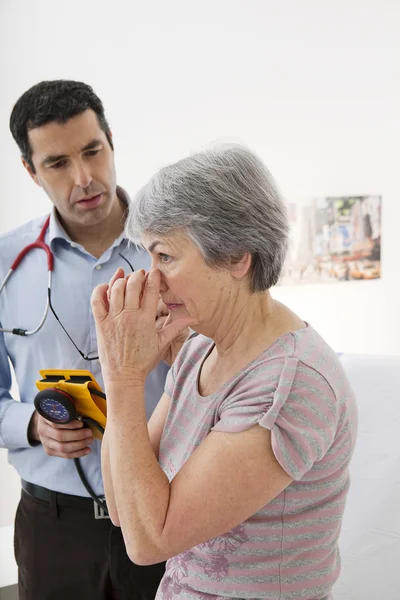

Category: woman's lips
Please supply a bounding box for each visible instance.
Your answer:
[166,304,183,310]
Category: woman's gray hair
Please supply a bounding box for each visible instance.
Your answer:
[126,144,289,291]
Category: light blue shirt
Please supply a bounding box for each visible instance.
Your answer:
[0,188,169,496]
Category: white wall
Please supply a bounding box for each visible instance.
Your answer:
[0,0,399,522]
[2,0,399,357]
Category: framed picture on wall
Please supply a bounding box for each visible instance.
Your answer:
[279,195,382,286]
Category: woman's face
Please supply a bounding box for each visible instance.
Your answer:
[142,230,237,332]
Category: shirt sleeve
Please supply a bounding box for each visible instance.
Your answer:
[212,357,339,480]
[0,327,36,450]
[164,363,175,397]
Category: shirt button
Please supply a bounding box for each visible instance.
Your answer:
[95,265,102,270]
[70,242,77,248]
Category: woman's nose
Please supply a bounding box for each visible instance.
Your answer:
[158,275,168,292]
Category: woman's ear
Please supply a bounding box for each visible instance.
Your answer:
[230,252,252,280]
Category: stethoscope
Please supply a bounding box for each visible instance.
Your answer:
[0,215,133,349]
[0,216,53,336]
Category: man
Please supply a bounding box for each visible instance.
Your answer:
[0,80,168,600]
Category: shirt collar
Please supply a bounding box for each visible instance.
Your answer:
[48,185,130,250]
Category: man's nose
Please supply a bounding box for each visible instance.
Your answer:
[73,162,92,190]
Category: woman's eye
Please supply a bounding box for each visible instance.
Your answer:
[159,253,171,263]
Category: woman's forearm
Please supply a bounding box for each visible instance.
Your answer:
[101,430,120,526]
[105,381,171,565]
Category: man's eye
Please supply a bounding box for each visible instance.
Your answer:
[85,150,100,157]
[51,160,67,170]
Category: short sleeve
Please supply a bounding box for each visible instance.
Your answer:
[164,363,175,397]
[212,357,339,480]
[211,369,275,434]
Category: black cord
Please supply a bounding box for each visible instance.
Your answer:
[81,416,105,435]
[47,250,133,361]
[73,458,108,512]
[73,417,107,513]
[118,252,134,272]
[48,288,99,361]
[89,388,106,400]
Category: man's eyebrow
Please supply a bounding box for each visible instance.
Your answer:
[81,139,103,152]
[42,153,68,166]
[42,139,103,166]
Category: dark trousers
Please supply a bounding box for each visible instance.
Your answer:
[14,490,165,600]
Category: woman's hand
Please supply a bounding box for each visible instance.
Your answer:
[91,268,196,385]
[155,299,191,366]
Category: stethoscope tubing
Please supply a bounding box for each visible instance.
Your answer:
[0,216,53,336]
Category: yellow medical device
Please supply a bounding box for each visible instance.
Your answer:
[34,370,106,440]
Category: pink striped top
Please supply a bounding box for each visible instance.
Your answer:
[157,325,358,600]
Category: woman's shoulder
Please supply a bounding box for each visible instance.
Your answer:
[289,325,352,394]
[253,324,356,412]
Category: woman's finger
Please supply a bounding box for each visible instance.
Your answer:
[108,277,128,315]
[158,315,198,349]
[107,268,125,301]
[155,314,169,332]
[91,283,109,322]
[140,269,162,317]
[155,298,169,330]
[156,298,169,318]
[125,270,146,310]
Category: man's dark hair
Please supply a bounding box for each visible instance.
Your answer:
[9,80,114,172]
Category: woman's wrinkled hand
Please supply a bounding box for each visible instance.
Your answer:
[155,298,191,366]
[91,268,196,386]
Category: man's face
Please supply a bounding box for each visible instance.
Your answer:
[24,109,117,231]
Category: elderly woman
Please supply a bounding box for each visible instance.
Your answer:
[91,145,357,600]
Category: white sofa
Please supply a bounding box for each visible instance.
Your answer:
[1,353,400,598]
[333,353,400,599]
